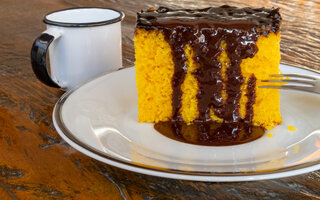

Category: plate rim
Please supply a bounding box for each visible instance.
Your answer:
[53,64,320,182]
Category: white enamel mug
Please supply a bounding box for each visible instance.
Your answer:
[31,7,124,90]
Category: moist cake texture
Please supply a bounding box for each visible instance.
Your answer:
[134,5,282,130]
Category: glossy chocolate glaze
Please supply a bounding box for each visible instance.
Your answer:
[154,121,265,146]
[245,75,257,122]
[136,6,280,145]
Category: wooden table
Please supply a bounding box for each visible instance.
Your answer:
[1,0,320,199]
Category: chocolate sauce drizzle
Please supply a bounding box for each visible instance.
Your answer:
[137,6,281,145]
[245,75,257,122]
[154,121,265,146]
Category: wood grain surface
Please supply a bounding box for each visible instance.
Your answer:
[0,0,319,199]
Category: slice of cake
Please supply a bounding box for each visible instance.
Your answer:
[134,5,282,130]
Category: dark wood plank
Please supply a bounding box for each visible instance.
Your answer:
[0,0,319,199]
[0,181,16,200]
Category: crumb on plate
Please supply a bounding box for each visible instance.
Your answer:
[288,125,297,131]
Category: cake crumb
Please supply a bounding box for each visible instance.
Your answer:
[267,133,273,138]
[294,145,300,154]
[288,125,297,131]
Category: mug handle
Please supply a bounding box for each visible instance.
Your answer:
[30,30,61,88]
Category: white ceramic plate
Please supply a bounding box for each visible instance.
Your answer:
[53,64,320,182]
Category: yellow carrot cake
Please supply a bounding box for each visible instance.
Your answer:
[134,5,282,131]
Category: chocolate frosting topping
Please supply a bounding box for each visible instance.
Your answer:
[137,6,281,33]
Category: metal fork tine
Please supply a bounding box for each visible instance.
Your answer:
[269,73,317,80]
[261,79,315,85]
[259,85,314,92]
[260,73,320,94]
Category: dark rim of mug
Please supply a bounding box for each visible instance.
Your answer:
[43,7,124,27]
